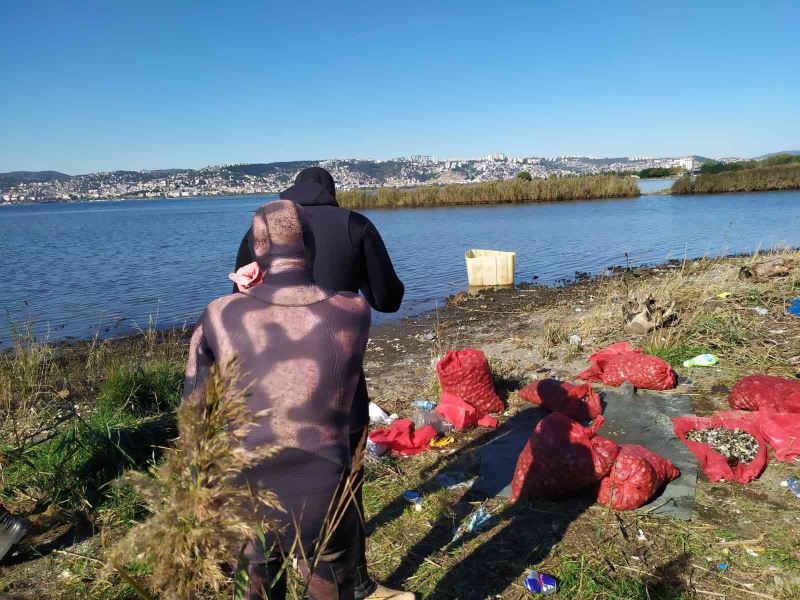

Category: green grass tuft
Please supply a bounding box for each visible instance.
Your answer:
[100,361,183,415]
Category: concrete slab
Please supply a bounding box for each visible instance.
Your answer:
[475,382,699,520]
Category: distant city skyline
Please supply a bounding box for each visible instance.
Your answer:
[2,1,798,173]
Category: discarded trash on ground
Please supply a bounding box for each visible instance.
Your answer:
[366,438,388,458]
[430,434,455,448]
[738,257,791,281]
[369,401,395,426]
[402,490,423,511]
[451,505,494,542]
[412,408,452,433]
[435,471,474,489]
[369,419,438,455]
[788,298,800,317]
[753,306,768,315]
[413,398,437,411]
[0,509,31,562]
[622,291,678,335]
[715,292,732,299]
[781,477,800,498]
[682,354,718,368]
[523,570,558,595]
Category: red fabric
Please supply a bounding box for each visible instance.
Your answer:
[577,342,676,390]
[756,412,800,462]
[436,349,504,413]
[727,375,800,413]
[435,391,498,430]
[518,379,602,420]
[672,412,768,484]
[368,419,438,455]
[596,445,680,510]
[510,413,619,502]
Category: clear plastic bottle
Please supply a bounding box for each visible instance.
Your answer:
[412,409,452,433]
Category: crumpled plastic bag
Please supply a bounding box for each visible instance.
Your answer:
[510,413,619,502]
[518,379,602,421]
[727,374,800,413]
[436,349,504,414]
[368,419,438,456]
[596,444,680,510]
[577,342,676,390]
[435,391,498,430]
[672,412,768,484]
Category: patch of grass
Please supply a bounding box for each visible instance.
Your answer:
[644,344,713,367]
[99,361,183,415]
[553,556,690,599]
[687,313,749,348]
[537,320,568,359]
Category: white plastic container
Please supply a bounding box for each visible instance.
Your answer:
[465,249,516,287]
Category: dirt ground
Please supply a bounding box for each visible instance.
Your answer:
[2,254,800,599]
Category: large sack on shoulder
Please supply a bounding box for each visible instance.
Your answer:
[596,445,680,510]
[756,412,800,461]
[436,349,504,413]
[728,374,800,413]
[435,391,498,430]
[577,342,676,390]
[518,379,602,421]
[672,412,768,484]
[510,413,619,502]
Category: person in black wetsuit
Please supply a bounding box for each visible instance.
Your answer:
[234,168,410,600]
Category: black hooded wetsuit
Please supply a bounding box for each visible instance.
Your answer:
[234,168,404,599]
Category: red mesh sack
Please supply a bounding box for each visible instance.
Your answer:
[577,342,676,390]
[756,412,800,461]
[368,419,438,456]
[672,412,768,484]
[518,379,602,421]
[596,445,680,510]
[436,349,504,413]
[435,391,498,430]
[510,413,619,502]
[727,375,800,413]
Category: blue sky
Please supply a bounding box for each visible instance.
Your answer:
[1,1,798,173]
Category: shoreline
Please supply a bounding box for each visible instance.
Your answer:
[3,249,800,598]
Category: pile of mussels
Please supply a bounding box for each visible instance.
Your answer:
[686,427,760,466]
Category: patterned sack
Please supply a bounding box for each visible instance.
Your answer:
[578,342,676,390]
[518,379,602,421]
[436,349,504,413]
[727,374,800,413]
[510,413,619,502]
[596,444,680,510]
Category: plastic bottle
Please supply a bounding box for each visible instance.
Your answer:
[366,438,388,458]
[682,354,719,368]
[412,409,452,433]
[412,398,437,411]
[524,571,557,595]
[783,476,800,498]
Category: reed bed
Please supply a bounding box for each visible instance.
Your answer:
[337,174,639,209]
[672,162,800,195]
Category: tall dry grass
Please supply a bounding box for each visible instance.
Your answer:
[337,174,639,209]
[672,162,800,195]
[106,357,280,600]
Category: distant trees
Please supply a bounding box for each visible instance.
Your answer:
[515,171,533,181]
[638,167,682,178]
[337,174,640,209]
[699,154,800,175]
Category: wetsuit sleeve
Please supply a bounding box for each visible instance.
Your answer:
[350,213,405,313]
[233,230,253,294]
[183,320,214,400]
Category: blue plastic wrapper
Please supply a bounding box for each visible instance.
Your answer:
[524,571,557,595]
[788,298,800,318]
[413,399,437,411]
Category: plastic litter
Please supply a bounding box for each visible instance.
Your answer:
[786,298,800,317]
[434,471,473,489]
[402,490,423,511]
[715,562,729,572]
[523,571,558,595]
[716,292,732,299]
[369,420,439,456]
[0,509,30,562]
[781,476,800,498]
[368,402,394,426]
[682,354,719,368]
[568,334,582,346]
[366,438,388,458]
[451,506,494,542]
[412,409,452,433]
[429,434,455,448]
[413,399,437,411]
[753,306,768,316]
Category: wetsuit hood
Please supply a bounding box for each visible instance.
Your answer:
[279,167,338,207]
